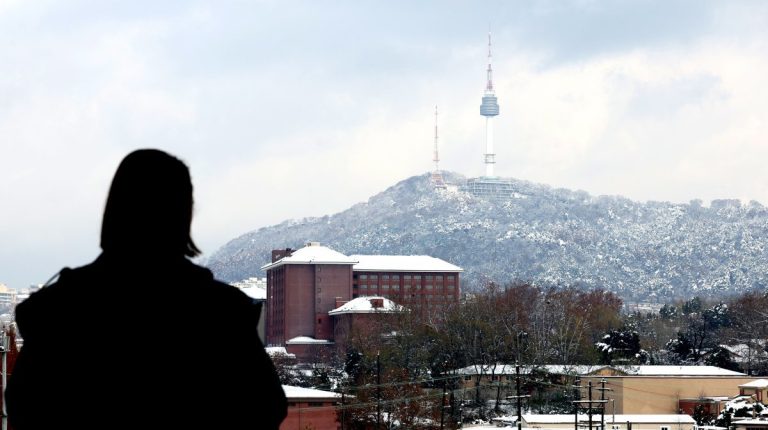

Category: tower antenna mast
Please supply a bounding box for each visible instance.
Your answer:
[431,105,446,188]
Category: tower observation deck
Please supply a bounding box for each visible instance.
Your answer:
[480,32,499,178]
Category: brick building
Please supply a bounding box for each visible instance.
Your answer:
[281,385,343,430]
[262,242,462,358]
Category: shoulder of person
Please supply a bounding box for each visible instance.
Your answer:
[183,260,250,298]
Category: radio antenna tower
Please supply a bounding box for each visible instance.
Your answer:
[431,105,446,188]
[479,31,500,177]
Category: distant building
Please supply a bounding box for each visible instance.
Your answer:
[328,296,403,352]
[462,176,517,201]
[349,255,461,309]
[739,379,768,403]
[0,284,17,307]
[262,242,462,359]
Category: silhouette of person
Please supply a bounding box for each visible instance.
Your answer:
[7,149,287,430]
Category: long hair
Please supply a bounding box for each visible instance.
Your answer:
[100,149,201,257]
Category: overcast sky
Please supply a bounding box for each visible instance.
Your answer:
[2,1,768,288]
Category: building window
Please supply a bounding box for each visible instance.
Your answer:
[436,275,443,281]
[370,275,378,280]
[447,284,455,290]
[447,275,455,281]
[426,284,433,290]
[382,275,390,280]
[382,285,390,290]
[611,426,620,430]
[392,285,399,290]
[414,275,421,280]
[360,274,368,280]
[464,376,471,381]
[404,285,411,290]
[404,275,411,280]
[660,426,670,430]
[360,285,367,290]
[308,402,324,407]
[425,275,433,280]
[392,275,400,280]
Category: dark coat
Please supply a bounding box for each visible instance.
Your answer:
[6,253,287,430]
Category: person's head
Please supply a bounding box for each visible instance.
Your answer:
[100,149,201,258]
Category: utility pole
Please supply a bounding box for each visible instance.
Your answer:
[506,362,530,430]
[588,381,593,430]
[1,330,7,430]
[573,380,609,430]
[596,379,613,430]
[440,383,447,430]
[376,352,382,430]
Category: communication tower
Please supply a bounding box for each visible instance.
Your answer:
[463,31,515,201]
[431,105,446,188]
[480,32,500,177]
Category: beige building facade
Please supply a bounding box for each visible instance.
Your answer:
[581,375,757,414]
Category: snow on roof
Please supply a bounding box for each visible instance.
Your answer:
[261,243,358,270]
[328,296,404,316]
[350,255,463,272]
[731,419,768,425]
[282,385,342,400]
[285,336,333,345]
[454,364,607,376]
[453,364,745,377]
[523,414,695,424]
[609,365,745,376]
[740,379,768,388]
[265,346,295,358]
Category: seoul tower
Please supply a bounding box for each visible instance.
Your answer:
[479,32,500,177]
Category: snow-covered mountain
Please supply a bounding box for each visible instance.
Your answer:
[205,172,768,302]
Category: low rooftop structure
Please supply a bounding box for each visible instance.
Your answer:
[261,243,358,271]
[328,296,403,316]
[282,385,344,430]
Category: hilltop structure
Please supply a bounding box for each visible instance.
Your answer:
[262,242,462,359]
[463,32,516,200]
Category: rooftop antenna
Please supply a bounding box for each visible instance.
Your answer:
[431,105,446,189]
